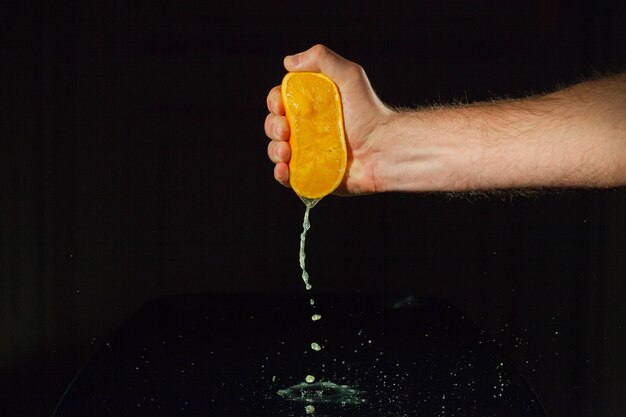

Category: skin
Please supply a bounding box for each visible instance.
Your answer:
[265,44,626,194]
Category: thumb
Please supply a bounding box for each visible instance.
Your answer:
[283,44,360,86]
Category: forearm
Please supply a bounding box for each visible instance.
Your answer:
[373,73,626,192]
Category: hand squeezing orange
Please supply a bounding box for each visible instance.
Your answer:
[281,72,347,200]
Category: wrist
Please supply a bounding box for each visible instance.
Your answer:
[371,109,480,192]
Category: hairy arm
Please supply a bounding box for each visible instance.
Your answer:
[266,45,626,194]
[372,73,626,192]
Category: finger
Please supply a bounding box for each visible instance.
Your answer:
[264,113,290,141]
[283,44,363,86]
[266,86,284,115]
[274,163,290,187]
[267,140,291,164]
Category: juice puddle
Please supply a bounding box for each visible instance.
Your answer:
[277,381,367,405]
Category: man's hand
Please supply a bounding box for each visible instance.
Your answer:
[264,44,393,195]
[266,45,626,193]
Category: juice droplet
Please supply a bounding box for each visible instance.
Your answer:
[305,404,315,414]
[305,374,315,383]
[311,314,321,321]
[311,342,322,351]
[309,298,315,306]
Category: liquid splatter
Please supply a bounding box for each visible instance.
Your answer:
[277,381,367,405]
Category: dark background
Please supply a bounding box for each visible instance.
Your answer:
[2,0,625,416]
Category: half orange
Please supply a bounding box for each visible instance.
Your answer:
[281,72,347,200]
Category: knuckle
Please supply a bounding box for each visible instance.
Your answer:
[276,120,287,138]
[312,44,328,59]
[264,114,274,137]
[266,86,282,114]
[276,117,289,139]
[266,93,274,113]
[348,63,365,78]
[267,141,276,159]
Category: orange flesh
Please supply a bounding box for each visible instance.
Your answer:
[281,72,347,200]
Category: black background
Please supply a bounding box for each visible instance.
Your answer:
[2,0,625,416]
